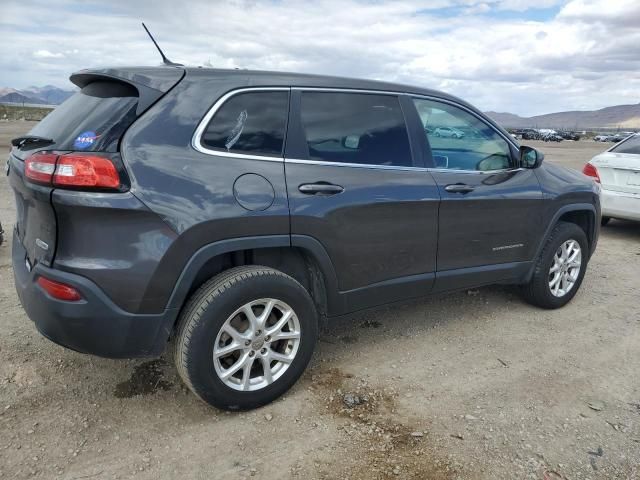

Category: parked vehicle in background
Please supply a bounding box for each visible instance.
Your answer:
[542,132,563,142]
[433,126,465,138]
[559,131,581,141]
[584,134,640,225]
[8,66,601,410]
[520,128,540,140]
[594,134,610,142]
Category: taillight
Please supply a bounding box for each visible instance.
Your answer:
[24,152,57,184]
[582,163,600,183]
[53,154,120,188]
[24,153,121,189]
[37,276,82,301]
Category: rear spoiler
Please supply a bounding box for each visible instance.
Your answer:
[70,66,185,115]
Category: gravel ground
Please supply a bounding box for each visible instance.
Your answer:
[0,121,638,479]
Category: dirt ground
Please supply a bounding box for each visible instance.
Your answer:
[0,121,638,480]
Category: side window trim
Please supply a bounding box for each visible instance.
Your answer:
[192,87,291,162]
[410,95,520,173]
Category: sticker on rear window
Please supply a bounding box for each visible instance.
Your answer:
[73,131,99,150]
[225,110,248,151]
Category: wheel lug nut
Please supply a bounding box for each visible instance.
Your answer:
[256,330,262,336]
[245,340,251,346]
[260,348,267,355]
[265,335,271,342]
[249,351,255,357]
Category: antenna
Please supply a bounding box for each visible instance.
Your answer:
[142,22,183,67]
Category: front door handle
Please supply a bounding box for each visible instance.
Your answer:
[445,183,475,194]
[298,183,344,195]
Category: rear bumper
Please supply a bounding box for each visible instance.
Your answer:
[601,188,640,221]
[12,229,176,358]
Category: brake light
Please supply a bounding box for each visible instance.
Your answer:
[53,154,120,188]
[24,152,57,184]
[24,153,121,189]
[582,163,600,183]
[37,276,82,301]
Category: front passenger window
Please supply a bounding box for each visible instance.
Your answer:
[413,98,512,171]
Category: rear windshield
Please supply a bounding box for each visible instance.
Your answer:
[611,135,640,155]
[28,81,138,152]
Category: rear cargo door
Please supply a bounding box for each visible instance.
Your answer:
[594,135,640,194]
[8,70,182,268]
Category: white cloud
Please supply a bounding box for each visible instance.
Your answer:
[0,0,638,116]
[32,49,64,59]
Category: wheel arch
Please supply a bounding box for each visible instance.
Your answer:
[527,203,597,282]
[160,235,342,340]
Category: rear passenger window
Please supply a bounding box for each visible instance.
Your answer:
[299,92,413,167]
[200,91,289,157]
[611,135,640,155]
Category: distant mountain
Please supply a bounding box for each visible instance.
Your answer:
[0,85,74,105]
[0,91,48,105]
[486,103,640,130]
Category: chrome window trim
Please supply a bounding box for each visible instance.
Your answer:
[284,157,430,172]
[285,157,523,175]
[292,87,519,173]
[191,85,519,172]
[293,87,519,150]
[191,87,290,162]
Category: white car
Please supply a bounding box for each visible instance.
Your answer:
[583,134,640,224]
[433,127,464,138]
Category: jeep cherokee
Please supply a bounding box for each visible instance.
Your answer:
[8,66,600,410]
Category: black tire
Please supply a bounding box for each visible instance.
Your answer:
[601,216,611,226]
[522,222,589,309]
[174,266,318,410]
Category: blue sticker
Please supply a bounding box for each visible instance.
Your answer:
[73,131,98,150]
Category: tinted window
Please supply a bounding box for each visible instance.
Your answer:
[413,98,512,171]
[299,92,412,167]
[611,135,640,155]
[28,81,138,152]
[201,91,289,157]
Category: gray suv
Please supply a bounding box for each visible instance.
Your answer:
[8,66,600,410]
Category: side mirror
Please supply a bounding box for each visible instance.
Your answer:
[520,145,544,169]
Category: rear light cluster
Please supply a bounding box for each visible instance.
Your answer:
[582,163,600,183]
[25,152,120,189]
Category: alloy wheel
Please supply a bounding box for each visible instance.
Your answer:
[213,298,301,391]
[548,239,582,297]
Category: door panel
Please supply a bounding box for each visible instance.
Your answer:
[408,96,544,275]
[285,90,439,296]
[429,168,543,271]
[286,162,439,291]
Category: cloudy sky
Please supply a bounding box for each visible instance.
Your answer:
[1,0,638,116]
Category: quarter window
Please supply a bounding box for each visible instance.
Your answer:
[200,91,289,157]
[412,98,512,171]
[299,92,413,167]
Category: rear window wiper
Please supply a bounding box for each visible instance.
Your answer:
[11,136,55,150]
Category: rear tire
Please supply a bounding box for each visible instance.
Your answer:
[601,216,611,226]
[522,222,589,309]
[174,266,318,410]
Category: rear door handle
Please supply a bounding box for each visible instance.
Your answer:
[444,183,475,194]
[298,183,344,195]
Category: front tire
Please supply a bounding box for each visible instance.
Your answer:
[174,266,318,410]
[522,222,589,309]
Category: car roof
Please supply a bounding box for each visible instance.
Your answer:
[73,65,473,109]
[70,65,516,145]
